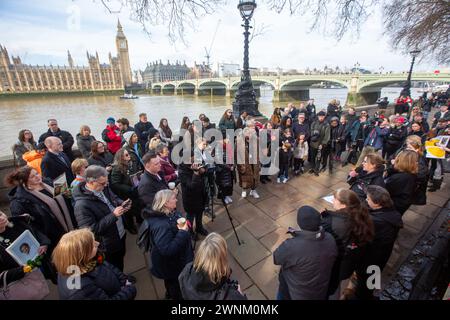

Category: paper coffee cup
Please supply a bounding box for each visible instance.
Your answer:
[177,218,186,228]
[168,182,176,190]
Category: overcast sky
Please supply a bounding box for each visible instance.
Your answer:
[0,0,447,73]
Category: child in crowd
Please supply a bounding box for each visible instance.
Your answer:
[293,134,308,175]
[277,141,293,183]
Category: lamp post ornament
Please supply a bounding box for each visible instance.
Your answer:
[232,0,262,117]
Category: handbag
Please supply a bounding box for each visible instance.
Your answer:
[0,269,50,300]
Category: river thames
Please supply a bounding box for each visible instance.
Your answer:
[0,87,422,157]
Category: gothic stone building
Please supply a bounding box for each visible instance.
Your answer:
[0,20,132,93]
[143,60,190,84]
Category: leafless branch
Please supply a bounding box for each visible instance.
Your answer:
[383,0,450,64]
[249,19,271,43]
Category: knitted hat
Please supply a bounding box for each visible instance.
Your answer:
[297,206,321,232]
[330,116,339,123]
[122,131,134,144]
[395,117,406,124]
[106,117,115,124]
[317,110,326,116]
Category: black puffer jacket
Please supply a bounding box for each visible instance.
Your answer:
[347,166,386,200]
[179,262,247,300]
[363,207,403,270]
[385,126,407,149]
[178,164,207,215]
[384,168,417,215]
[143,209,193,280]
[72,183,124,254]
[76,134,96,159]
[58,262,136,300]
[412,155,429,205]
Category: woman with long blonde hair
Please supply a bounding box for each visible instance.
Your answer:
[385,150,418,215]
[52,228,136,300]
[178,232,247,300]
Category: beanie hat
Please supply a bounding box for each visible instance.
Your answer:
[107,117,115,124]
[148,128,159,140]
[330,116,339,123]
[317,110,326,116]
[297,206,321,232]
[122,131,134,144]
[395,117,405,124]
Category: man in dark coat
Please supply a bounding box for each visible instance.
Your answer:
[138,152,168,209]
[309,111,331,175]
[432,104,450,128]
[134,113,154,152]
[274,206,337,300]
[41,136,75,185]
[38,119,74,160]
[72,165,129,272]
[292,113,310,140]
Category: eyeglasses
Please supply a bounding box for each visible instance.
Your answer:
[95,180,108,186]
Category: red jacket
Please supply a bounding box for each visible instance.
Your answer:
[102,125,122,154]
[159,157,177,182]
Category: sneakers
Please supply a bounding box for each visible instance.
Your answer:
[249,189,260,199]
[277,177,281,183]
[224,196,233,204]
[282,177,288,184]
[241,191,247,198]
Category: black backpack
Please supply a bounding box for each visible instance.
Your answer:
[136,218,153,253]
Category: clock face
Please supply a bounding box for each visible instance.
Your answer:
[120,40,126,49]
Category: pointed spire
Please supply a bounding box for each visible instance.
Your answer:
[117,19,122,30]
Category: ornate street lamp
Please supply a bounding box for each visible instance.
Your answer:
[401,49,421,97]
[232,0,262,117]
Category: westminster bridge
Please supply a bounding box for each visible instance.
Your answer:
[150,72,450,106]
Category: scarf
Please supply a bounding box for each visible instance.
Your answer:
[27,183,74,232]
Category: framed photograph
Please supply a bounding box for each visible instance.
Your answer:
[53,173,68,198]
[5,230,40,266]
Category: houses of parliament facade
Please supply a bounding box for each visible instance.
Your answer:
[0,20,132,93]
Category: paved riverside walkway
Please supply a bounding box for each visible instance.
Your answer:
[31,163,446,300]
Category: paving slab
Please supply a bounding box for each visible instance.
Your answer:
[244,285,268,300]
[229,202,279,239]
[255,196,297,220]
[259,227,290,252]
[401,209,432,233]
[246,256,280,300]
[223,225,271,270]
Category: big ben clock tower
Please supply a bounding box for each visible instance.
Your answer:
[116,19,132,86]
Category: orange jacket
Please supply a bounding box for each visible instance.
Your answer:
[22,150,45,175]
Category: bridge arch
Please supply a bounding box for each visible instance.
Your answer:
[176,81,196,94]
[280,79,350,91]
[162,83,175,95]
[230,79,276,90]
[198,81,227,96]
[152,84,162,94]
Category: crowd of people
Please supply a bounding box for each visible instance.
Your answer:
[1,89,449,300]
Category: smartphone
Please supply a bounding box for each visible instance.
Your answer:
[121,199,132,209]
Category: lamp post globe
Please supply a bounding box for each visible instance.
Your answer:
[233,0,261,118]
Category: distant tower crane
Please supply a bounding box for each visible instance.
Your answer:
[204,19,221,69]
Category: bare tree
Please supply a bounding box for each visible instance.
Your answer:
[98,0,449,63]
[99,0,225,43]
[383,0,450,64]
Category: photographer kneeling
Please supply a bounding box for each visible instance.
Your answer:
[178,232,247,300]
